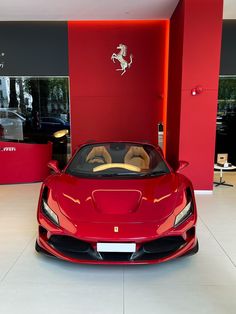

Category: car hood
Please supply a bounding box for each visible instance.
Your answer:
[46,173,185,225]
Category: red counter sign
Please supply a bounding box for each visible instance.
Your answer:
[0,141,52,184]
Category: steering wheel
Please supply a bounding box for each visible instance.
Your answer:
[93,163,141,173]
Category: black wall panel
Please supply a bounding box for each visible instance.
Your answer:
[0,22,68,76]
[220,20,236,75]
[0,20,235,77]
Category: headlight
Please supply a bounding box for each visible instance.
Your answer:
[174,202,193,227]
[42,200,59,226]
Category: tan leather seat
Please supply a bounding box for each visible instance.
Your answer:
[86,146,112,164]
[124,146,150,169]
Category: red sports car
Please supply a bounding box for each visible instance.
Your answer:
[36,141,198,264]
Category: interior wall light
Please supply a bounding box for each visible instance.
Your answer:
[53,129,69,139]
[191,86,203,96]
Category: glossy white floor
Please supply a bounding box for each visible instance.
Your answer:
[0,172,236,314]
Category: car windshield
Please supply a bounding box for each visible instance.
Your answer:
[65,142,170,178]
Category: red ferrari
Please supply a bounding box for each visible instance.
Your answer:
[36,141,198,264]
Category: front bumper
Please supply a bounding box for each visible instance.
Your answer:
[36,216,197,265]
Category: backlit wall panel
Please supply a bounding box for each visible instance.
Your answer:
[68,21,169,150]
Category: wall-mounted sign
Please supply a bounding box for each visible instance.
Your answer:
[111,44,133,76]
[0,147,16,152]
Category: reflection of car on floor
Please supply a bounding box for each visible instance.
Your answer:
[36,141,198,264]
[0,109,25,140]
[39,117,70,135]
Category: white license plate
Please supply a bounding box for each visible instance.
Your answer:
[97,243,136,253]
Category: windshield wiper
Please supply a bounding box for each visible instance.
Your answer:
[143,171,167,177]
[96,173,139,177]
[100,172,168,178]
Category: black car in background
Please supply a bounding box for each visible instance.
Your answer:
[39,117,70,135]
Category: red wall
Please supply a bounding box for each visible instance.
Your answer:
[0,141,52,184]
[68,21,169,150]
[166,0,223,190]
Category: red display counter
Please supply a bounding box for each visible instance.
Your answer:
[0,141,52,184]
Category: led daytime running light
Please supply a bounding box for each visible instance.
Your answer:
[174,202,192,227]
[42,200,59,226]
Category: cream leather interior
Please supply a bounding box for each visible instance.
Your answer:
[86,146,112,164]
[124,146,150,169]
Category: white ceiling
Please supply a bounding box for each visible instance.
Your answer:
[0,0,234,21]
[223,0,236,19]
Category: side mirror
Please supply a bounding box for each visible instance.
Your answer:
[176,160,189,172]
[48,160,61,174]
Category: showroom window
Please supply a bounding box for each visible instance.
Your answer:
[216,76,236,164]
[0,76,70,165]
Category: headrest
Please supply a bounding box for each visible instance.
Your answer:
[124,146,150,169]
[86,146,112,164]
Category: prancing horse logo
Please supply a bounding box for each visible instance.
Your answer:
[111,44,133,76]
[114,226,119,233]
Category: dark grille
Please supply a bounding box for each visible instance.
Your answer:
[47,235,186,262]
[49,235,90,252]
[48,235,100,260]
[131,236,186,261]
[143,236,185,253]
[100,252,133,261]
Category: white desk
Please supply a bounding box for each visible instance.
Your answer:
[214,164,236,187]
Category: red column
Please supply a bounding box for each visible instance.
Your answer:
[166,0,223,190]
